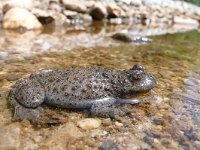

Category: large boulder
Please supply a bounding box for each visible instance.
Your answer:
[107,2,126,18]
[31,8,66,26]
[2,0,33,14]
[63,10,92,23]
[89,2,107,20]
[48,1,63,13]
[61,0,87,13]
[3,7,42,30]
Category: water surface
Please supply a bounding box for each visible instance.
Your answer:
[0,24,200,149]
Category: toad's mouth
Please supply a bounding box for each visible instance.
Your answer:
[125,90,152,99]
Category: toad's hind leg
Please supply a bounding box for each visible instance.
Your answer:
[13,102,43,122]
[9,79,46,122]
[9,88,44,122]
[13,79,46,108]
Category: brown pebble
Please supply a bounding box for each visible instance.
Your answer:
[153,116,165,125]
[148,127,162,138]
[114,115,123,122]
[84,139,96,148]
[102,118,112,126]
[7,74,21,81]
[161,138,172,148]
[158,103,170,110]
[115,121,123,128]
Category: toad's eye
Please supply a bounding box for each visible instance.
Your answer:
[131,64,144,71]
[131,71,142,80]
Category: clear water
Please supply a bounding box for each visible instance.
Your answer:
[0,24,200,149]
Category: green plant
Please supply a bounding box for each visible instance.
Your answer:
[184,0,200,6]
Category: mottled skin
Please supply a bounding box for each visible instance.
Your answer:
[8,64,156,122]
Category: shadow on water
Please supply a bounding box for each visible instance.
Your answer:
[0,23,200,149]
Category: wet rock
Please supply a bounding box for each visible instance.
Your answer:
[184,77,199,87]
[63,10,92,23]
[32,8,66,26]
[115,121,123,128]
[49,1,63,12]
[62,0,87,13]
[158,103,170,110]
[0,74,6,82]
[102,118,112,126]
[153,115,166,125]
[154,96,164,104]
[111,33,151,43]
[159,70,175,79]
[107,2,126,18]
[84,138,96,148]
[91,129,108,138]
[7,74,21,81]
[2,0,33,14]
[63,10,78,19]
[77,118,101,130]
[160,138,173,148]
[3,7,42,30]
[0,52,8,61]
[98,140,119,150]
[90,2,107,20]
[194,141,200,149]
[177,93,198,105]
[111,33,133,42]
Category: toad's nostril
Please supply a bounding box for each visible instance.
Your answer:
[132,72,142,80]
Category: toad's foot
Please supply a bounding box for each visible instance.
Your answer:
[11,101,62,124]
[90,104,130,117]
[90,97,134,117]
[12,103,43,123]
[9,88,43,123]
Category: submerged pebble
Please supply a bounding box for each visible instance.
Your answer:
[115,121,123,128]
[102,118,112,126]
[98,140,119,150]
[77,118,101,130]
[184,77,199,87]
[91,129,108,138]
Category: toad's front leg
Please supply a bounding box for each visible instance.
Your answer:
[90,97,139,117]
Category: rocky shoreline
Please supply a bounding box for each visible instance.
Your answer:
[0,0,200,30]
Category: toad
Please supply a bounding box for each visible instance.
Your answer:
[8,64,156,122]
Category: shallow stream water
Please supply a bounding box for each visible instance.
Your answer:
[0,24,200,150]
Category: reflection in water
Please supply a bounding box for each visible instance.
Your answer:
[0,23,198,62]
